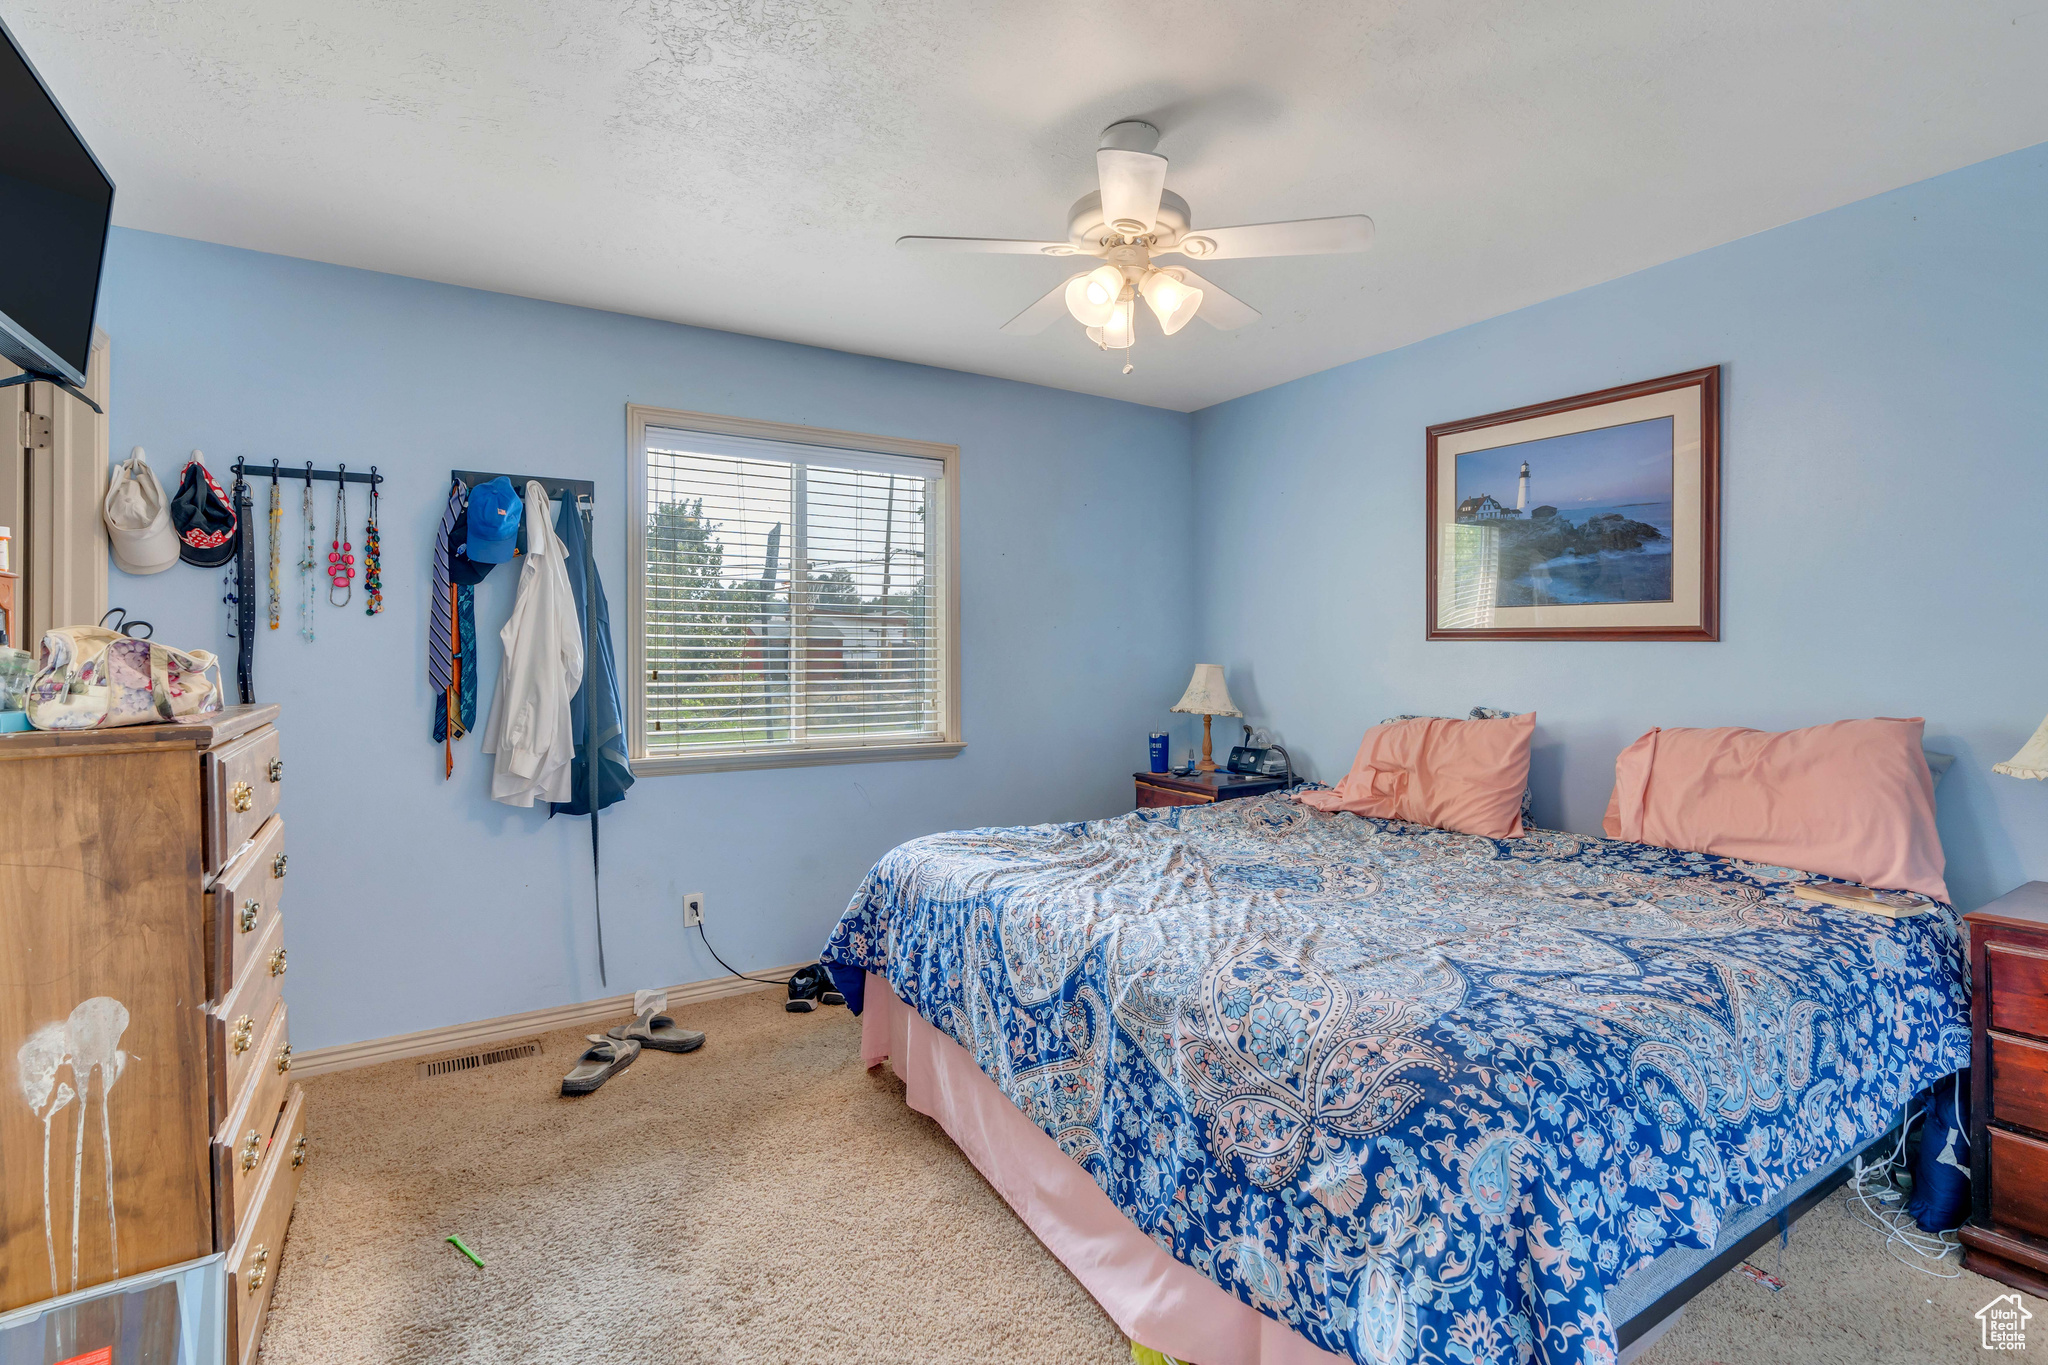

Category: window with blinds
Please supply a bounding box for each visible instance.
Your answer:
[628,413,958,771]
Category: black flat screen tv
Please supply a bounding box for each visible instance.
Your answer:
[0,15,113,389]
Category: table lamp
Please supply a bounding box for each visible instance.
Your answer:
[1995,713,2048,779]
[1171,664,1242,773]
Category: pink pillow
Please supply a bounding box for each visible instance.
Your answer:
[1297,713,1533,838]
[1601,718,1946,900]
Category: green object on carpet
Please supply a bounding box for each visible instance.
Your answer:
[446,1234,484,1268]
[1130,1345,1180,1365]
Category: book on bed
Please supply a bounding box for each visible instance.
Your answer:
[1791,882,1931,918]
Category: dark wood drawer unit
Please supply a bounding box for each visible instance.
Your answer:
[1991,942,2048,1038]
[1134,770,1288,810]
[1986,1128,2048,1243]
[1963,881,2048,1295]
[1992,1032,2048,1137]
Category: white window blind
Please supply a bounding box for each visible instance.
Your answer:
[639,424,949,762]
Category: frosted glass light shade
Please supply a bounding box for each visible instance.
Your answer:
[1105,300,1138,351]
[1140,269,1203,335]
[1170,663,1241,717]
[1996,712,2048,779]
[1064,264,1126,327]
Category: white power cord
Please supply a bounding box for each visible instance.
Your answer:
[1843,1097,1964,1279]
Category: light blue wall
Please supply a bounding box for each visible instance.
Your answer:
[102,139,2048,1049]
[99,229,1197,1051]
[1191,142,2048,912]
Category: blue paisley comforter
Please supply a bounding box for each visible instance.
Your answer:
[819,795,1970,1365]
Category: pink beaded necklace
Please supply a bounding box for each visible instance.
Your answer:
[327,465,355,607]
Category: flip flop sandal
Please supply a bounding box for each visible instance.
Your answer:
[607,1005,706,1054]
[561,1033,641,1096]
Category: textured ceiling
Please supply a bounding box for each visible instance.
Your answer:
[11,0,2048,410]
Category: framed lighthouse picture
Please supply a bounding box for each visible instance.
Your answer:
[1425,367,1720,641]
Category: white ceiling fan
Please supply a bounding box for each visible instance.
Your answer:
[899,120,1374,367]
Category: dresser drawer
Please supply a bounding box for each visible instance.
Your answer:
[210,912,288,1127]
[227,1085,308,1365]
[203,725,283,873]
[206,815,287,1003]
[213,1003,294,1244]
[1136,781,1211,809]
[1987,1126,2048,1242]
[1990,942,2048,1041]
[1991,1030,2048,1137]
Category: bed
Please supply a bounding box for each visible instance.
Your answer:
[820,793,1971,1365]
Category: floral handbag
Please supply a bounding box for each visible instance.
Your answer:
[24,625,224,730]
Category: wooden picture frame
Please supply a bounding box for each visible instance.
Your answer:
[1425,366,1720,641]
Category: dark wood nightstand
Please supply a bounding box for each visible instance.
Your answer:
[1135,770,1288,809]
[1961,881,2048,1297]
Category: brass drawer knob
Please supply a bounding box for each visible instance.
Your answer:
[268,756,284,783]
[230,1014,254,1054]
[239,1130,262,1172]
[239,899,261,933]
[269,948,288,977]
[291,1134,308,1169]
[273,852,288,879]
[246,1245,268,1293]
[276,1042,294,1074]
[230,781,254,813]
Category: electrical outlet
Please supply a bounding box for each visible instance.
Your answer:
[682,891,705,927]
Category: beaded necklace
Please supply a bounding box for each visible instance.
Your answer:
[298,468,317,642]
[363,471,383,615]
[266,472,281,630]
[327,466,355,607]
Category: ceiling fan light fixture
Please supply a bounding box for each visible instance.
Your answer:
[1140,269,1203,335]
[1064,264,1126,327]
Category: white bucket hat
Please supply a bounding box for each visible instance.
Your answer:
[105,447,181,575]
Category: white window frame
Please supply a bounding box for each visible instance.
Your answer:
[625,404,963,776]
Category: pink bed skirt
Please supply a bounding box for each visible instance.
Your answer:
[861,973,1348,1365]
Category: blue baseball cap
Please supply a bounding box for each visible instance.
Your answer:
[465,476,522,563]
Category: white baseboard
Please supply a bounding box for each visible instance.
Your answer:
[289,964,810,1077]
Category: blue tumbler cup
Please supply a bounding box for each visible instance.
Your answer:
[1148,732,1170,773]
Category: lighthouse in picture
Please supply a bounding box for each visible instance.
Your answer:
[1517,461,1530,512]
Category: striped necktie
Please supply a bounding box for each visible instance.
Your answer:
[429,479,463,708]
[432,480,464,695]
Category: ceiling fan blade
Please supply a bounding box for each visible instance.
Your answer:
[1166,215,1375,261]
[1000,275,1086,335]
[1096,148,1168,236]
[897,236,1082,256]
[1165,267,1261,329]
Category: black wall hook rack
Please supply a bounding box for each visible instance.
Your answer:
[232,458,384,487]
[451,469,593,502]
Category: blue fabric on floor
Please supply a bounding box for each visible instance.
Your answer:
[1906,1069,1970,1232]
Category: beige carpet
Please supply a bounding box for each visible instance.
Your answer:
[259,989,2042,1364]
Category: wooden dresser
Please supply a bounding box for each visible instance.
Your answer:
[0,703,305,1362]
[1961,880,2048,1297]
[1135,769,1289,809]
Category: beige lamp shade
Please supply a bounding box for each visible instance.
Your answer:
[1171,664,1241,717]
[1996,712,2048,779]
